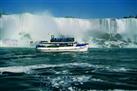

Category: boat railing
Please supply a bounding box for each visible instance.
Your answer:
[39,42,76,44]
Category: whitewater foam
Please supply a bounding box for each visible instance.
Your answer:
[0,63,93,74]
[0,62,131,75]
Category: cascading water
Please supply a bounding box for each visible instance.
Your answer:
[0,13,137,48]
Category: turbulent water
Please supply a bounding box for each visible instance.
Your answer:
[0,13,137,48]
[0,48,137,90]
[1,13,137,90]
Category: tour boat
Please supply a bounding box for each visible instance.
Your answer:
[36,35,88,52]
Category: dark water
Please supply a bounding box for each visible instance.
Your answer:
[0,48,137,91]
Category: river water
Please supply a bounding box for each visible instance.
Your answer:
[0,48,137,91]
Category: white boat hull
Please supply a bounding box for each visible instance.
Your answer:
[36,45,88,52]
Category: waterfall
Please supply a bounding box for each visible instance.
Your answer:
[0,13,137,48]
